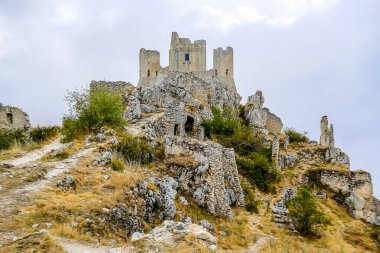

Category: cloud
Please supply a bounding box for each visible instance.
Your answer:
[167,0,342,31]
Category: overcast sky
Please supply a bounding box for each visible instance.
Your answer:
[1,0,379,195]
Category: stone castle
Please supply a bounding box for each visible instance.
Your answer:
[138,32,236,91]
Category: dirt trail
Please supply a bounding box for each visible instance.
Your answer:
[0,139,94,247]
[2,137,64,166]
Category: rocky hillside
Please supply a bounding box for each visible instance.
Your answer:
[1,71,380,252]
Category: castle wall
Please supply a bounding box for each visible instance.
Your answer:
[138,49,161,87]
[213,47,236,91]
[0,104,31,131]
[169,32,206,73]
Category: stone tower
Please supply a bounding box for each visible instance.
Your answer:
[213,46,236,91]
[169,32,206,73]
[138,48,161,87]
[320,116,334,148]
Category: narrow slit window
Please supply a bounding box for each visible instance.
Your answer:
[147,69,150,77]
[226,69,229,76]
[156,71,158,76]
[174,124,179,136]
[215,70,218,76]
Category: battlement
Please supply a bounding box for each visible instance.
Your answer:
[138,32,236,91]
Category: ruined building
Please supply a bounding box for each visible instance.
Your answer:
[0,104,30,130]
[320,115,334,148]
[138,32,236,91]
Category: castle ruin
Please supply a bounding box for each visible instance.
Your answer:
[138,32,236,91]
[0,104,30,131]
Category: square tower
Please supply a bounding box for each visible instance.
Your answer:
[169,32,206,73]
[138,48,161,87]
[213,46,236,91]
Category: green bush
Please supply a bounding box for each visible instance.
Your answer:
[236,153,279,193]
[286,188,328,236]
[241,181,259,213]
[110,156,125,172]
[30,126,59,143]
[62,88,125,142]
[284,127,309,144]
[0,129,26,150]
[116,134,164,164]
[201,106,279,192]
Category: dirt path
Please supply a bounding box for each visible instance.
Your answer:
[0,140,94,247]
[1,137,64,166]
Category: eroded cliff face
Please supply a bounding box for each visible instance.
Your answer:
[306,169,380,225]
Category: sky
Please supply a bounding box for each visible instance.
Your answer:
[0,0,379,195]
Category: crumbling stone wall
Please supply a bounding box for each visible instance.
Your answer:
[320,116,334,148]
[306,169,380,225]
[164,136,244,220]
[90,80,133,94]
[0,104,30,130]
[244,91,282,134]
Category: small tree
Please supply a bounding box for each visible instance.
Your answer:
[286,188,328,236]
[284,127,309,144]
[62,87,125,141]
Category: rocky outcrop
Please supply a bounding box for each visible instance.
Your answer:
[123,91,141,121]
[278,154,298,170]
[131,220,218,251]
[306,169,380,225]
[164,136,244,220]
[324,147,350,167]
[244,91,282,134]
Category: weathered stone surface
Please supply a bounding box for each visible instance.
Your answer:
[132,220,218,251]
[90,80,134,94]
[164,136,244,220]
[244,91,282,134]
[278,154,298,170]
[320,116,334,148]
[272,134,280,162]
[245,91,267,129]
[265,108,283,134]
[306,169,380,225]
[123,92,141,121]
[0,104,31,130]
[325,147,350,167]
[271,188,296,229]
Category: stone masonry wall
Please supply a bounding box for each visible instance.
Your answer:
[0,104,30,130]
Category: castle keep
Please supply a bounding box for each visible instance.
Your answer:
[138,32,236,91]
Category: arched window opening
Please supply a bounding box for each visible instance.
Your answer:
[156,71,158,76]
[147,69,150,77]
[185,53,190,61]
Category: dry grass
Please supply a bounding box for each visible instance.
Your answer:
[165,154,200,169]
[259,197,378,252]
[21,164,147,245]
[0,233,65,253]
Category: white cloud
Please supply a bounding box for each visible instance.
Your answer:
[54,3,78,24]
[167,0,341,31]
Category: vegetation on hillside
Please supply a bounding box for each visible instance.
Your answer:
[286,188,328,236]
[62,87,125,142]
[284,127,309,144]
[202,106,279,193]
[0,128,26,150]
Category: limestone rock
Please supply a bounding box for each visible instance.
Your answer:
[325,147,350,167]
[164,136,244,220]
[265,108,283,134]
[305,169,380,225]
[278,154,298,170]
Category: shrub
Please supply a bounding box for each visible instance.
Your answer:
[241,181,259,213]
[0,129,26,150]
[202,106,242,138]
[110,155,126,172]
[116,134,164,164]
[236,153,279,192]
[30,126,59,143]
[284,127,309,144]
[62,87,125,142]
[286,188,328,236]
